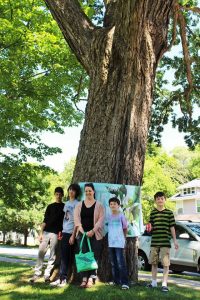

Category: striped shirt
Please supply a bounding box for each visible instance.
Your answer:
[149,208,175,248]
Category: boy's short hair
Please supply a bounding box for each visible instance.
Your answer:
[68,183,81,199]
[54,187,64,196]
[154,191,166,200]
[109,197,120,206]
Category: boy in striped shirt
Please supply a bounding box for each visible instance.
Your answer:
[147,191,178,292]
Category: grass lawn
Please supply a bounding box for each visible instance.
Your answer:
[0,261,199,300]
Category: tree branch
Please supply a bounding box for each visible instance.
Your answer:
[165,2,179,52]
[180,5,200,14]
[178,9,193,115]
[44,0,96,75]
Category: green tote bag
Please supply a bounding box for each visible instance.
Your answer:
[75,233,98,273]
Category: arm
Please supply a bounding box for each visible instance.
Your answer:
[74,203,84,235]
[170,226,179,250]
[121,213,128,238]
[123,227,128,238]
[69,226,78,245]
[38,222,46,242]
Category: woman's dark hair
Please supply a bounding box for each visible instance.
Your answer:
[84,183,96,199]
[109,197,120,206]
[54,187,64,196]
[68,183,81,199]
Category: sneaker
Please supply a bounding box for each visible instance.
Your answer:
[161,286,169,292]
[58,279,67,287]
[50,278,67,287]
[50,279,61,286]
[121,284,129,290]
[29,275,40,283]
[106,281,116,286]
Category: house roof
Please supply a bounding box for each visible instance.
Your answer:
[177,179,200,190]
[171,193,200,201]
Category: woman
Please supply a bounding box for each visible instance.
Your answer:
[74,183,105,288]
[50,183,81,287]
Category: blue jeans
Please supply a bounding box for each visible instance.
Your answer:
[109,247,128,285]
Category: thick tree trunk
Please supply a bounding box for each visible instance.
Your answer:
[44,0,174,284]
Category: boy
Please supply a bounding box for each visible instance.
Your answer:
[30,187,65,283]
[147,191,178,292]
[107,197,129,290]
[50,183,81,287]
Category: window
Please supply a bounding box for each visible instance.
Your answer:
[197,200,200,213]
[183,187,195,195]
[176,201,183,214]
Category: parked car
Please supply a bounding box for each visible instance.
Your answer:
[138,221,200,273]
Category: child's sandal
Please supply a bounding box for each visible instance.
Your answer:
[85,278,93,288]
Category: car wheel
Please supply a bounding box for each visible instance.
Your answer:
[138,251,151,271]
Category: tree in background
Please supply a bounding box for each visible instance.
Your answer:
[172,146,200,179]
[44,0,200,281]
[0,161,52,245]
[142,146,187,223]
[0,206,43,246]
[0,0,87,164]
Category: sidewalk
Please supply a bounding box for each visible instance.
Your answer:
[139,272,200,291]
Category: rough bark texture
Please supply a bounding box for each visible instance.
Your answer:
[44,0,174,283]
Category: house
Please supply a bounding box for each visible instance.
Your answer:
[170,178,200,221]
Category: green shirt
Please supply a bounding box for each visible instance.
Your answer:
[149,208,175,248]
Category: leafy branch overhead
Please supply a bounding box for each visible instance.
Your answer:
[0,0,88,162]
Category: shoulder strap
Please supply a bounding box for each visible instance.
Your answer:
[79,233,92,253]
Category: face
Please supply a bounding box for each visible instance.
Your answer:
[109,201,120,212]
[55,192,63,202]
[85,187,95,199]
[155,196,166,207]
[68,188,76,199]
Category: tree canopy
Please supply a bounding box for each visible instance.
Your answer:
[0,0,199,170]
[0,0,88,163]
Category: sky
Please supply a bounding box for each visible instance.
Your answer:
[40,122,187,172]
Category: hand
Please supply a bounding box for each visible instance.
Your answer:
[69,235,75,245]
[38,234,43,243]
[86,230,94,238]
[174,241,179,250]
[146,223,152,232]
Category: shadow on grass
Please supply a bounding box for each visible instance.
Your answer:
[0,262,200,300]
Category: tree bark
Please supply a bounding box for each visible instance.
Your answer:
[23,229,28,246]
[44,0,174,283]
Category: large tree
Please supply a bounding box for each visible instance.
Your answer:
[44,0,199,282]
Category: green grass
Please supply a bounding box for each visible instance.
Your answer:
[0,261,199,300]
